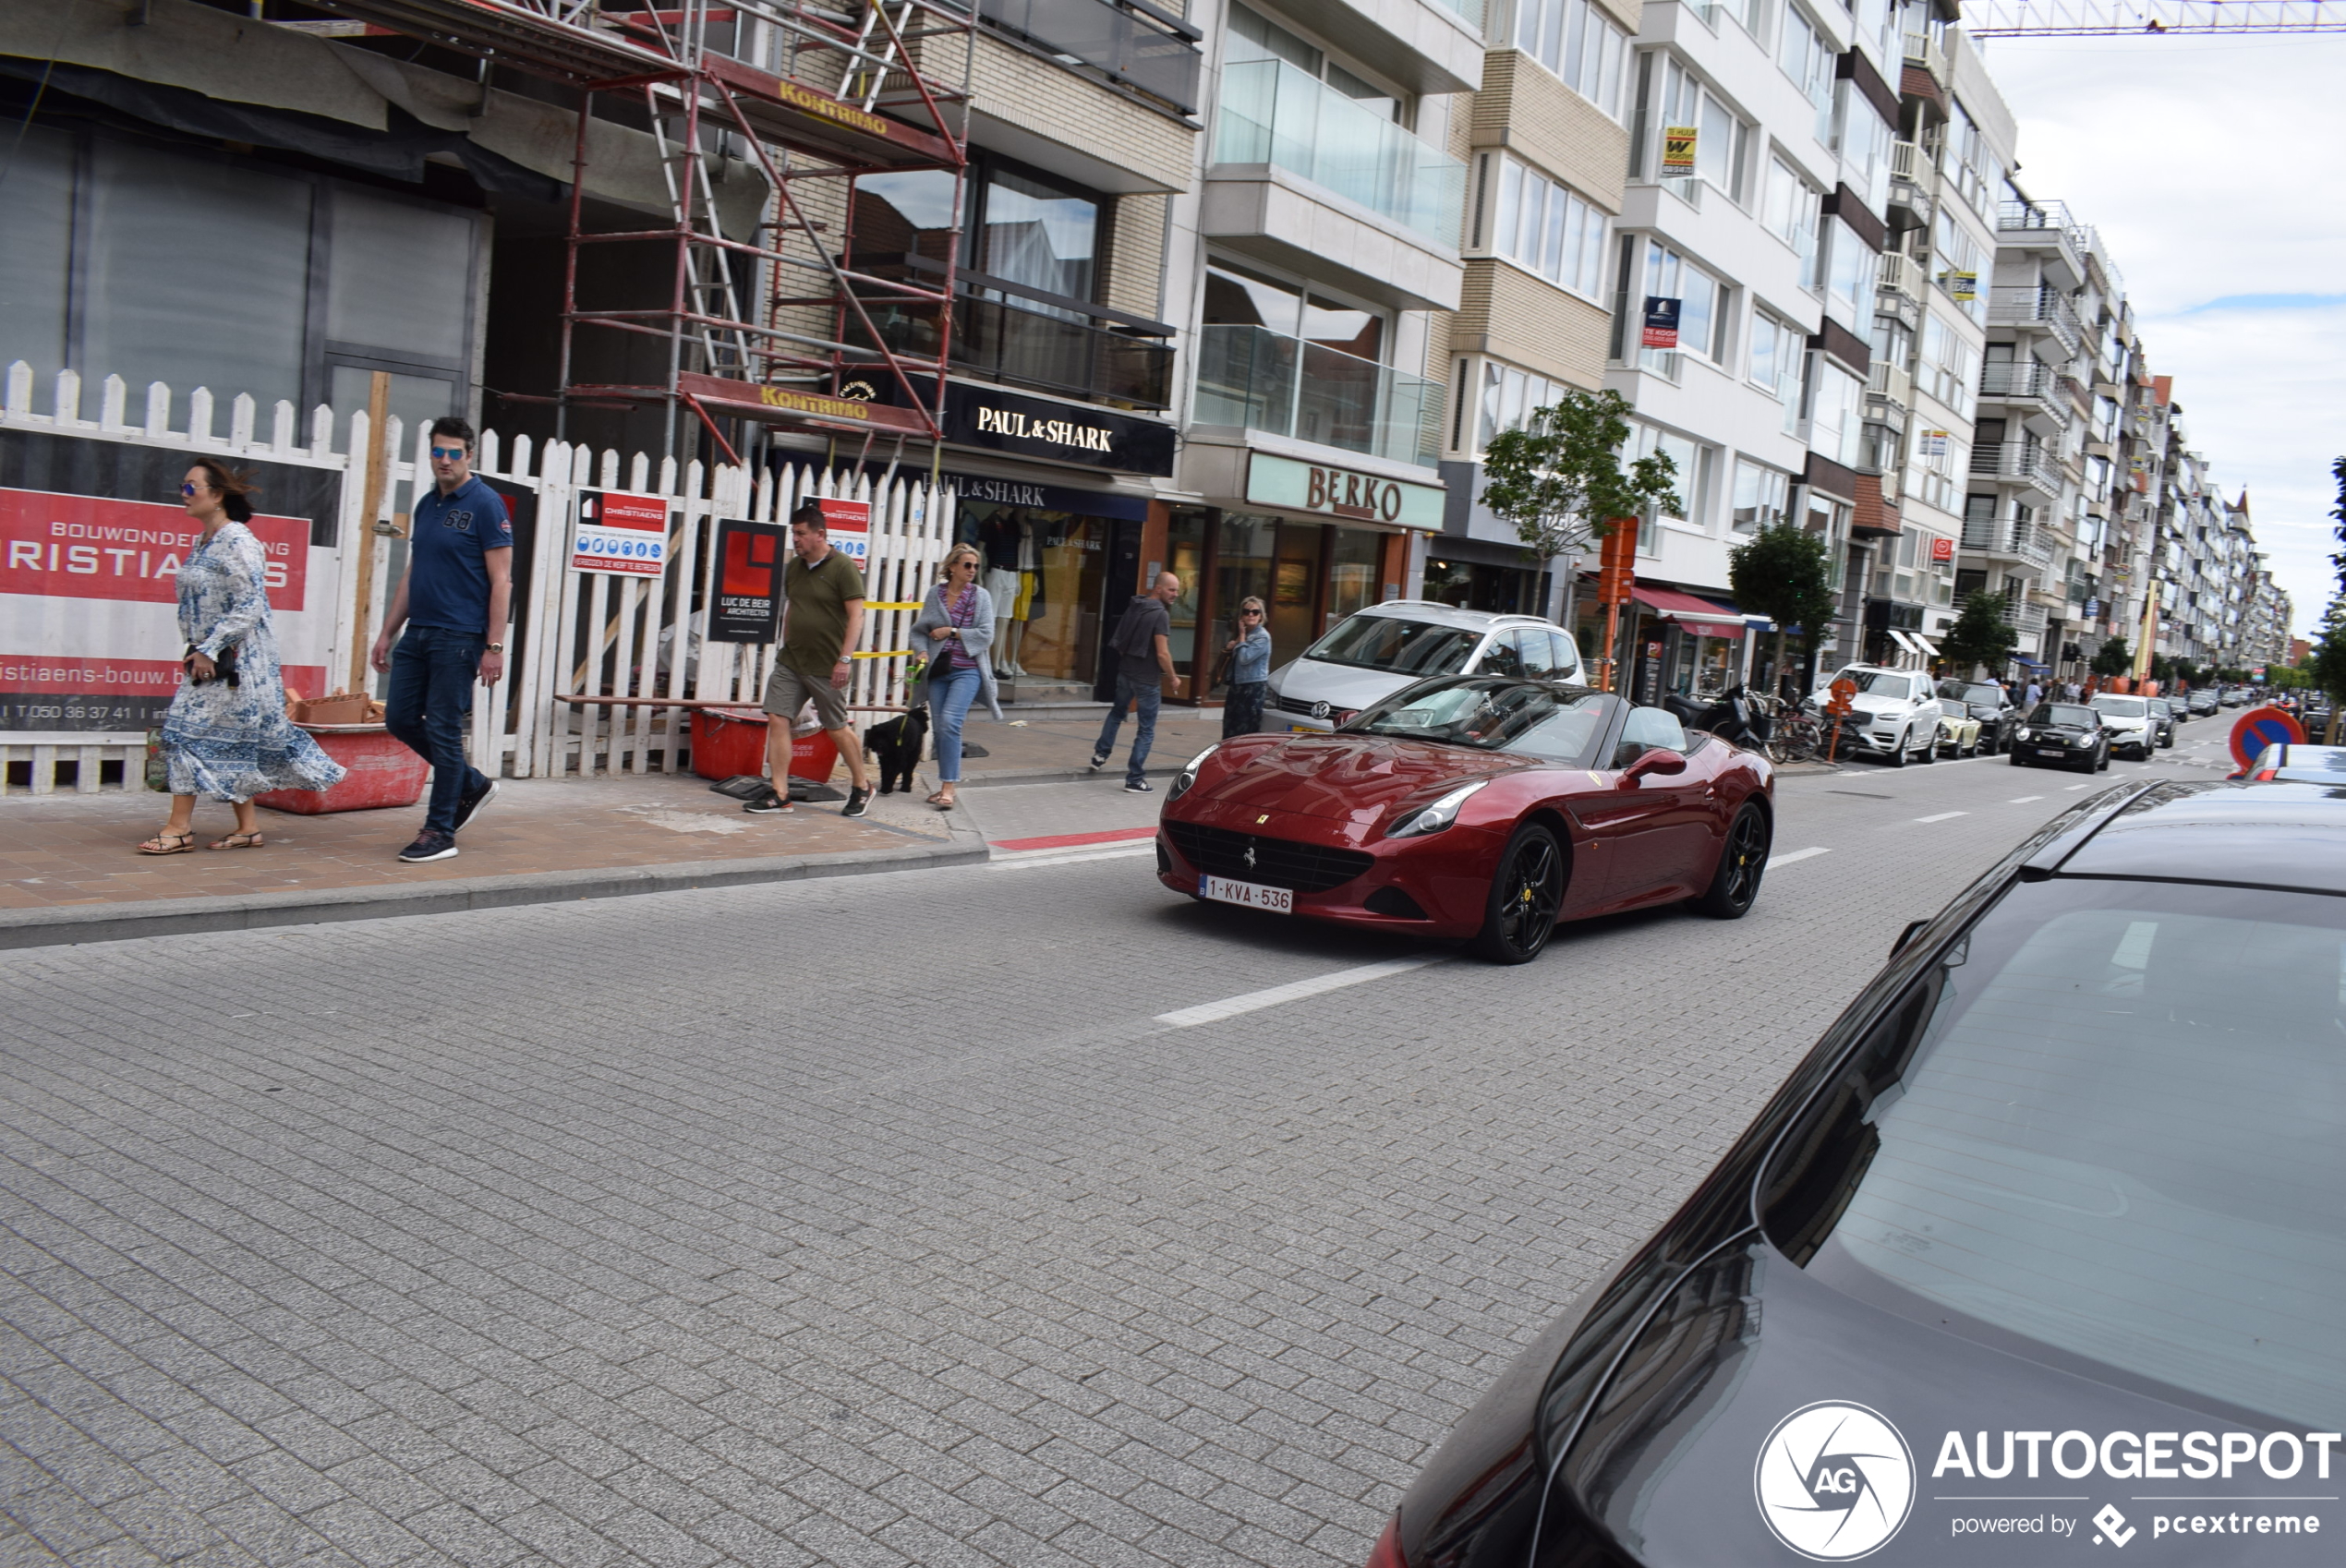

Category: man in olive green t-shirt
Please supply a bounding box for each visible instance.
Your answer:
[751,502,873,816]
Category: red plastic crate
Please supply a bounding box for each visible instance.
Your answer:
[689,707,838,782]
[254,726,428,814]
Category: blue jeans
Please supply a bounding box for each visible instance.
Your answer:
[928,665,982,783]
[1093,669,1161,784]
[385,625,490,833]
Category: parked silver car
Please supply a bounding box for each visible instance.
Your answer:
[1264,602,1580,733]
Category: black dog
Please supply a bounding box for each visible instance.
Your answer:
[862,706,930,795]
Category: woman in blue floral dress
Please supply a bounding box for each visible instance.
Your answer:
[138,463,345,853]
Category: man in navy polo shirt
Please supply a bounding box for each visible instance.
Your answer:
[370,416,514,863]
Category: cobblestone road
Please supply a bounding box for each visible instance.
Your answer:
[0,726,2226,1566]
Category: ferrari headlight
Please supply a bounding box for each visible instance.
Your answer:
[1388,779,1489,838]
[1167,743,1219,802]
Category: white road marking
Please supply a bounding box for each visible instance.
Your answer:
[2009,795,2044,803]
[990,843,1158,870]
[1767,846,1832,868]
[1915,811,1967,823]
[2065,783,2092,790]
[1155,956,1443,1028]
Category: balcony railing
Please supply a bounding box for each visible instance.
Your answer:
[977,0,1203,115]
[1878,251,1920,302]
[1970,440,2062,497]
[1987,285,2083,357]
[1902,30,1950,86]
[853,264,1175,408]
[1213,59,1465,247]
[1194,323,1440,468]
[1960,519,2054,568]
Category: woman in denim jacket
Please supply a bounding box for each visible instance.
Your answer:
[910,544,1003,809]
[1222,596,1273,738]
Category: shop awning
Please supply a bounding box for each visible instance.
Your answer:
[1630,585,1747,639]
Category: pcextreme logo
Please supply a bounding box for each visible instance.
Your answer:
[1756,1402,1917,1561]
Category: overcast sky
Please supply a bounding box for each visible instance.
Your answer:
[1977,31,2344,640]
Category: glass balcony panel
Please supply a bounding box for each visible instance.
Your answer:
[1213,60,1464,247]
[853,293,1173,409]
[978,0,1203,114]
[1195,324,1438,467]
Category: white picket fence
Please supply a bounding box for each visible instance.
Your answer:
[1,363,953,793]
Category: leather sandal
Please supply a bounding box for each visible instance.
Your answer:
[137,830,196,855]
[208,832,266,850]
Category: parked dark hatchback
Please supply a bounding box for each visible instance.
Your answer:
[2145,696,2177,747]
[2008,701,2110,772]
[1371,781,2346,1567]
[1933,679,2018,754]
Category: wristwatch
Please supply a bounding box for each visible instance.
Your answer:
[485,641,505,652]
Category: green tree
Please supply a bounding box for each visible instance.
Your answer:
[2308,603,2346,715]
[1939,590,2018,680]
[1481,389,1685,561]
[2089,635,2133,680]
[1727,521,1837,694]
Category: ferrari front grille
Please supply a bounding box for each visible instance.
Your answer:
[1166,822,1374,894]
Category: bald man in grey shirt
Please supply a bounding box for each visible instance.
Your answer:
[1089,572,1185,793]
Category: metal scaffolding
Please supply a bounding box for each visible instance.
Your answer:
[1965,0,2346,34]
[308,0,974,472]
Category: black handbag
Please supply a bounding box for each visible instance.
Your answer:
[185,642,240,688]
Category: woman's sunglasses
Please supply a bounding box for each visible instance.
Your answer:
[179,481,207,497]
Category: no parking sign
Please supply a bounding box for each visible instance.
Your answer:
[2229,706,2305,770]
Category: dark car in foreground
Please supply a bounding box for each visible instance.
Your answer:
[1371,779,2346,1567]
[1156,677,1774,964]
[2008,701,2111,772]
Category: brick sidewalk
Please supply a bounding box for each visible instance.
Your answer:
[0,773,956,913]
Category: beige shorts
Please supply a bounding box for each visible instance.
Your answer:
[762,662,849,731]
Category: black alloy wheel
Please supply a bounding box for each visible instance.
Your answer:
[1472,823,1566,964]
[1694,802,1770,920]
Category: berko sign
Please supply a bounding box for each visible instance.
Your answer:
[1244,452,1443,531]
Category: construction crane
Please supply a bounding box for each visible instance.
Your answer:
[1965,0,2346,35]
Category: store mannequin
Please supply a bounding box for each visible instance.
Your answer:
[980,513,1031,676]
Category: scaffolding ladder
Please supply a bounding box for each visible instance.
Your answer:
[308,0,975,471]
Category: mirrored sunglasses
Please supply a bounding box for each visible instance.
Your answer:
[429,445,466,460]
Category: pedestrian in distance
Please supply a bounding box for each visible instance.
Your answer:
[911,542,1002,811]
[370,417,513,863]
[1220,596,1271,740]
[139,463,346,854]
[1088,572,1184,792]
[2025,675,2043,711]
[746,501,875,817]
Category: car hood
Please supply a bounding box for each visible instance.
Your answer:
[1266,658,1421,715]
[1833,694,1919,719]
[1193,733,1529,821]
[1554,1240,2336,1565]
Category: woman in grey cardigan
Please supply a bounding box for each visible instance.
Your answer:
[910,543,1004,809]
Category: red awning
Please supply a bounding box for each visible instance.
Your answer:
[1629,585,1747,639]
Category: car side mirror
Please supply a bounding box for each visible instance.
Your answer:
[1892,917,1930,957]
[1621,748,1687,784]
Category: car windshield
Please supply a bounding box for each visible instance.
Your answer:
[1348,679,1608,763]
[1941,681,2002,705]
[2091,696,2146,717]
[2032,704,2097,727]
[1832,668,1916,696]
[1302,616,1482,676]
[1938,700,1968,718]
[1768,876,2346,1429]
[2148,700,2171,715]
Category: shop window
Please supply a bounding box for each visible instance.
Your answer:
[0,127,482,433]
[961,502,1114,692]
[1327,528,1382,628]
[1166,508,1209,669]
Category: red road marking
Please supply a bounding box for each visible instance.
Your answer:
[990,826,1158,852]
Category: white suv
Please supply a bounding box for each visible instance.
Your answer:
[1265,601,1580,733]
[1811,664,1944,766]
[2087,694,2155,759]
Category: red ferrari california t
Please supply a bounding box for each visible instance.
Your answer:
[1156,676,1774,962]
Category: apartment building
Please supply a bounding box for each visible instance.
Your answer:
[1163,0,1488,699]
[1429,0,1641,619]
[1546,0,1913,700]
[1866,13,2006,669]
